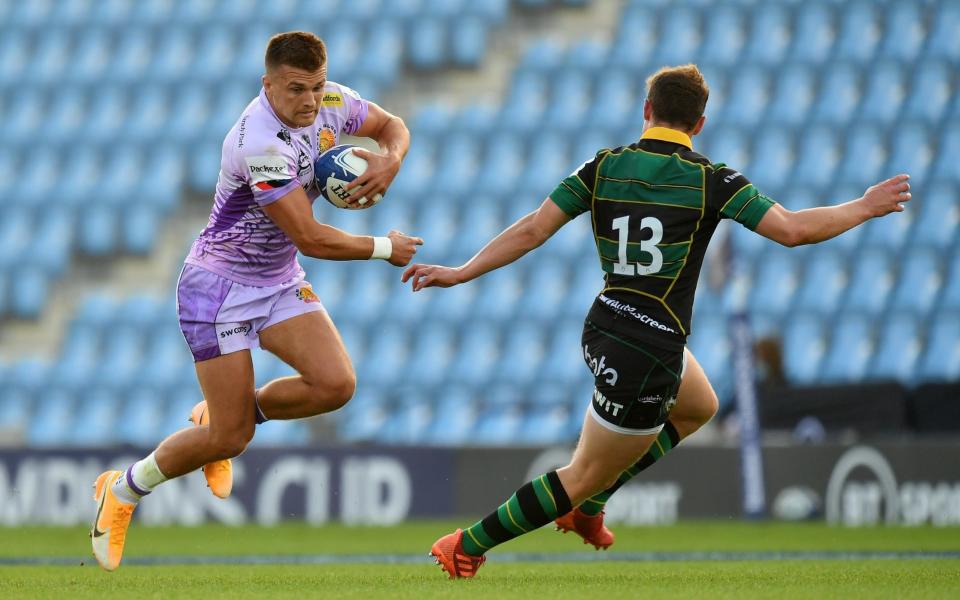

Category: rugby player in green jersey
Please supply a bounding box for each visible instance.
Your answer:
[403,64,911,579]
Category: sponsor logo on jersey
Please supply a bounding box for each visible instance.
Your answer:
[319,125,337,152]
[246,156,292,190]
[593,388,624,417]
[598,294,679,335]
[218,324,251,339]
[723,171,742,183]
[295,286,320,304]
[277,128,293,145]
[584,344,619,385]
[321,92,343,107]
[237,116,248,149]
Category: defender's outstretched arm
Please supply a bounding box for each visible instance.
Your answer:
[402,198,571,291]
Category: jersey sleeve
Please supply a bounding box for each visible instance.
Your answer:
[229,135,301,208]
[709,165,777,231]
[324,82,370,135]
[549,151,604,218]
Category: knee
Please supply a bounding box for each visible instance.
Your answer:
[305,369,355,413]
[672,390,719,435]
[211,426,254,460]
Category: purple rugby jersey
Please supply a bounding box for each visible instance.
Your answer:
[185,83,369,286]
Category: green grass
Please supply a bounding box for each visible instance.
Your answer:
[3,522,959,599]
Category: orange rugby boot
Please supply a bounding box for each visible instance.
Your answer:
[430,529,486,579]
[90,470,137,572]
[555,507,615,550]
[190,400,233,499]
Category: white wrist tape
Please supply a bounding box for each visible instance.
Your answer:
[371,236,392,260]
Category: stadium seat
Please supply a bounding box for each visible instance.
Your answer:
[448,322,501,385]
[917,311,960,381]
[70,387,121,446]
[473,268,523,321]
[496,323,547,386]
[924,0,960,60]
[819,314,874,383]
[697,4,744,67]
[811,63,861,124]
[789,3,834,64]
[433,134,480,193]
[932,125,960,183]
[742,4,790,65]
[609,9,657,69]
[654,7,701,66]
[26,389,75,447]
[868,312,923,383]
[687,313,732,405]
[885,123,933,183]
[587,69,636,129]
[521,132,572,194]
[747,252,799,319]
[879,1,926,62]
[404,322,456,387]
[748,127,794,191]
[793,126,839,188]
[837,127,887,185]
[476,133,525,193]
[408,18,446,70]
[115,387,167,446]
[793,249,848,315]
[861,206,913,251]
[722,67,770,127]
[0,30,28,86]
[842,248,894,317]
[858,61,904,123]
[889,248,943,316]
[544,71,592,131]
[904,62,952,124]
[0,387,30,435]
[471,405,523,445]
[451,16,488,68]
[194,27,237,83]
[111,28,154,84]
[834,1,881,63]
[907,183,960,250]
[357,21,404,85]
[765,66,814,126]
[540,320,585,385]
[939,254,960,312]
[8,268,49,320]
[424,386,479,445]
[70,29,112,83]
[782,313,828,385]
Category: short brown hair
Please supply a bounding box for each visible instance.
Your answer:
[265,31,327,72]
[645,64,709,130]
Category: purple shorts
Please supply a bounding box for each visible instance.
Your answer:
[176,264,325,362]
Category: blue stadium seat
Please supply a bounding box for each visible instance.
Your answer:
[0,30,28,86]
[704,126,750,173]
[424,386,479,445]
[939,253,960,311]
[587,69,636,129]
[789,3,834,64]
[111,28,154,84]
[519,37,565,73]
[9,1,54,26]
[358,323,409,387]
[140,329,192,389]
[861,207,912,251]
[433,134,480,193]
[932,125,960,182]
[115,388,167,446]
[84,85,129,144]
[4,88,45,146]
[688,313,732,404]
[885,123,933,182]
[451,16,488,68]
[405,322,456,387]
[466,0,509,24]
[8,268,49,320]
[28,29,71,86]
[26,389,75,447]
[654,7,701,65]
[566,39,609,72]
[838,128,886,185]
[77,206,119,256]
[748,252,799,320]
[792,126,839,188]
[31,209,73,277]
[96,325,145,389]
[811,63,860,124]
[251,420,311,446]
[610,9,657,69]
[782,313,828,385]
[448,322,501,385]
[879,2,926,62]
[748,127,794,191]
[793,249,848,315]
[819,314,874,383]
[70,29,112,83]
[904,62,952,124]
[474,268,523,321]
[389,134,436,195]
[917,311,960,381]
[194,27,236,83]
[722,67,770,127]
[71,388,121,446]
[564,259,604,319]
[544,71,591,131]
[766,66,814,126]
[408,18,447,69]
[358,20,404,84]
[471,404,523,445]
[843,248,895,317]
[429,281,478,323]
[924,0,960,60]
[518,404,571,444]
[541,320,588,385]
[496,322,547,386]
[743,4,790,65]
[476,133,525,193]
[454,202,504,257]
[698,4,744,66]
[0,387,30,434]
[906,180,960,249]
[868,312,923,383]
[834,1,881,63]
[859,61,904,123]
[522,132,572,194]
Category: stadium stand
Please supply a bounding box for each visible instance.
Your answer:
[0,0,957,446]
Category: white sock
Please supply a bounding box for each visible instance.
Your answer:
[113,452,168,503]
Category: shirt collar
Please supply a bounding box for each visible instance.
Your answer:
[641,126,693,149]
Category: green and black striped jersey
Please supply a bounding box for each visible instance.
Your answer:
[550,126,776,348]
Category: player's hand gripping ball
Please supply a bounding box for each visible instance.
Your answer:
[314,144,383,209]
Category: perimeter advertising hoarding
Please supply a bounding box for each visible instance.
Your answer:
[1,443,957,526]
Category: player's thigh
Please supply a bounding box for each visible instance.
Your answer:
[194,349,257,438]
[258,309,354,385]
[670,350,719,434]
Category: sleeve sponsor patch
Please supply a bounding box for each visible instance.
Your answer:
[246,155,292,185]
[321,92,343,107]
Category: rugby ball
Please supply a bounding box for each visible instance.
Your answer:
[314,144,382,209]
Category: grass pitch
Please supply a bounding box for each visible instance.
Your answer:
[2,521,958,599]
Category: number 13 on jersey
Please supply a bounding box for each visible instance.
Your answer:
[612,216,664,276]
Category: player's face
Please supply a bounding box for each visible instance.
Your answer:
[264,64,327,128]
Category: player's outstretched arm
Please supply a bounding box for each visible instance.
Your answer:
[755,174,911,247]
[402,197,571,291]
[263,186,423,266]
[345,102,410,204]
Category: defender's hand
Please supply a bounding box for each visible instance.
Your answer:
[401,264,463,292]
[345,148,401,205]
[862,174,911,217]
[386,230,423,267]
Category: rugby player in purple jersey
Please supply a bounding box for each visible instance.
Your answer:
[90,31,422,571]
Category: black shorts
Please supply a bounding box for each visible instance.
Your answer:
[581,319,686,434]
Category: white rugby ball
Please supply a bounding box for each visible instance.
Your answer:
[314,144,383,210]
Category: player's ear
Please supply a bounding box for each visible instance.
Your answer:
[262,73,270,91]
[691,115,706,136]
[643,99,653,122]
